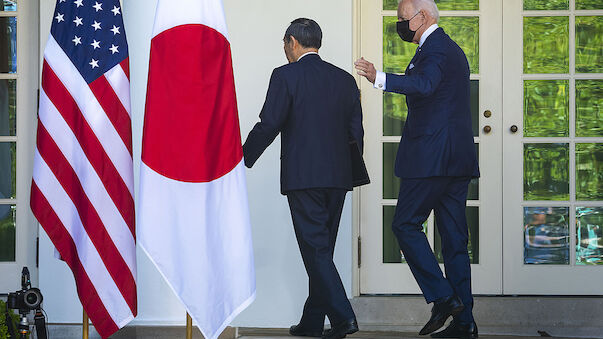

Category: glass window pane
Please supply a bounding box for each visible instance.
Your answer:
[0,16,16,73]
[439,16,479,74]
[576,207,603,265]
[524,207,569,265]
[435,0,479,11]
[470,80,479,137]
[382,16,480,74]
[467,179,479,200]
[0,142,15,199]
[576,16,602,74]
[383,0,398,10]
[0,1,17,12]
[383,205,427,263]
[384,80,478,137]
[383,206,402,263]
[576,0,603,10]
[384,0,479,11]
[0,204,15,261]
[382,16,413,137]
[524,0,568,10]
[0,79,16,136]
[576,143,602,201]
[435,206,479,264]
[577,207,603,265]
[524,16,569,74]
[385,143,478,200]
[468,144,479,200]
[383,16,415,74]
[576,80,602,137]
[383,143,400,199]
[524,143,569,201]
[523,80,569,137]
[383,91,407,137]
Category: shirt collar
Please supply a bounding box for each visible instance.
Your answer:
[297,51,318,61]
[419,24,439,47]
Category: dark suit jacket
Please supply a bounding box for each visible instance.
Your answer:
[386,28,480,179]
[243,54,364,194]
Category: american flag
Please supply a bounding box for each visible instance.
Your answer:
[30,0,136,337]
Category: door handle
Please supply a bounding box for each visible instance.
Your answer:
[483,125,492,134]
[510,125,518,133]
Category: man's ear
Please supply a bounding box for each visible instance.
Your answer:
[289,36,299,49]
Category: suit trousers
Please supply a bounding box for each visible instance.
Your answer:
[286,188,356,329]
[392,176,474,324]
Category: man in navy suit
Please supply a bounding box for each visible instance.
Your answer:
[243,18,363,339]
[355,0,479,338]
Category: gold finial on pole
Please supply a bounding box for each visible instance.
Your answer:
[186,312,193,339]
[83,310,89,339]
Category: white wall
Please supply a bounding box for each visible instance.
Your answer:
[39,0,355,329]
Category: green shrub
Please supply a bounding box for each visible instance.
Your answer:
[0,300,19,339]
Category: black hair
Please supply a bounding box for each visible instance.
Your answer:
[284,18,322,49]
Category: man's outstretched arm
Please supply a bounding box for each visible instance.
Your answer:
[243,69,291,168]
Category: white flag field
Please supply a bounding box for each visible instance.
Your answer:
[138,0,256,338]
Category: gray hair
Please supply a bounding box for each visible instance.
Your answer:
[402,0,440,21]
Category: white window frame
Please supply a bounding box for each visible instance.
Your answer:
[0,0,40,292]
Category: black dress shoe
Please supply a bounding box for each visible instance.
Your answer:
[289,324,323,337]
[419,295,464,335]
[321,319,359,339]
[431,320,478,338]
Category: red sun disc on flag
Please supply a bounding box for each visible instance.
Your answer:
[142,24,243,183]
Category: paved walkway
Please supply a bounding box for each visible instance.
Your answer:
[237,331,585,339]
[239,336,583,339]
[238,336,579,339]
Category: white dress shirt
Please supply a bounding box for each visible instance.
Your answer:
[373,24,439,90]
[298,51,319,61]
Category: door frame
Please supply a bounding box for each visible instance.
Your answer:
[355,0,504,295]
[0,0,40,292]
[352,0,362,297]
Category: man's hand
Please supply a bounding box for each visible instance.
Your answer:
[354,57,377,84]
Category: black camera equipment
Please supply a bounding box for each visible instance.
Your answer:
[5,267,48,339]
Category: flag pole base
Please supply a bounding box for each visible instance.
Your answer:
[186,313,193,339]
[83,310,89,339]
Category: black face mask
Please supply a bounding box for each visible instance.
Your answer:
[396,12,422,42]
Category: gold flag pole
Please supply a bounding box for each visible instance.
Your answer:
[83,310,89,339]
[186,313,193,339]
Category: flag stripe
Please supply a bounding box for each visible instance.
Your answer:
[38,88,136,276]
[120,58,130,80]
[31,182,119,338]
[104,63,132,117]
[139,160,256,339]
[152,0,229,40]
[35,122,137,315]
[44,36,134,194]
[41,60,135,237]
[89,73,133,155]
[33,150,134,327]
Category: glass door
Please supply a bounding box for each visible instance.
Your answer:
[0,0,39,291]
[359,0,503,294]
[503,0,603,294]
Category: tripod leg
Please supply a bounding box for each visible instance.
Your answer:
[19,315,28,339]
[35,309,49,339]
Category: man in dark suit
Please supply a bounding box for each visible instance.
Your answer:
[243,18,363,339]
[355,0,479,338]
